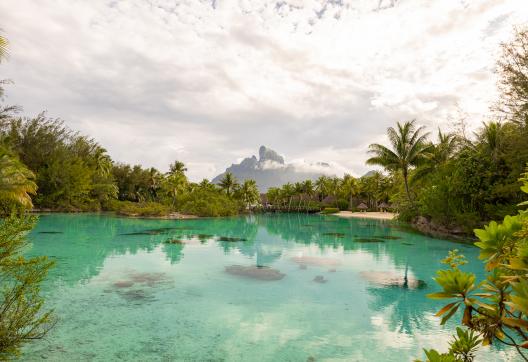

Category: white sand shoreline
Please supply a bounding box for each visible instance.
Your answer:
[333,211,396,220]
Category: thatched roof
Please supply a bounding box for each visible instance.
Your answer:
[322,195,336,205]
[357,202,368,210]
[378,202,390,208]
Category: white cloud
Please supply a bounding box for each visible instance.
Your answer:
[1,0,527,180]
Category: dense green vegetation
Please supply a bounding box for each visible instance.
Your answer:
[0,110,260,217]
[0,33,55,359]
[0,31,259,219]
[414,28,528,362]
[265,172,392,213]
[418,169,528,361]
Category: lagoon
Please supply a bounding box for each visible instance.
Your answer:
[22,213,515,361]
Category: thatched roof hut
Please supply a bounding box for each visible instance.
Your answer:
[321,195,336,206]
[357,202,368,212]
[378,201,390,211]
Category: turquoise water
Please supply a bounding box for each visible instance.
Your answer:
[21,213,517,361]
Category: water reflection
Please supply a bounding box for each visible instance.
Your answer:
[26,212,486,356]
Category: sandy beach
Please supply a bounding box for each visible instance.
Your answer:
[333,211,396,220]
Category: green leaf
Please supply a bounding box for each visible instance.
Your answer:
[427,292,457,300]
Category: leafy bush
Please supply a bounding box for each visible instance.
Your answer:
[178,190,240,217]
[320,207,339,214]
[336,199,349,211]
[0,216,55,358]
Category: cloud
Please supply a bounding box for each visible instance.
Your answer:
[1,0,527,181]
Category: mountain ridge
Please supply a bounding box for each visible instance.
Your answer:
[212,146,333,192]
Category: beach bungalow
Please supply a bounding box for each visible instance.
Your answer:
[357,202,368,212]
[378,201,390,212]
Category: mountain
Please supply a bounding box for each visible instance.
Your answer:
[212,146,334,192]
[361,170,378,178]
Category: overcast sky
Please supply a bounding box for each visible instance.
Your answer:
[1,0,527,181]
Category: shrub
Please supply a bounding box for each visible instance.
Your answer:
[178,190,240,217]
[320,207,339,214]
[0,216,55,358]
[336,199,349,211]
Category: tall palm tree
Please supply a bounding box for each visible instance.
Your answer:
[327,177,340,206]
[340,174,359,209]
[93,147,113,177]
[315,176,328,201]
[413,129,457,183]
[147,168,162,200]
[478,121,503,162]
[238,179,260,209]
[198,178,216,191]
[0,148,37,209]
[281,183,294,211]
[367,120,430,203]
[163,169,187,207]
[293,182,304,210]
[219,172,238,197]
[302,180,314,211]
[169,161,187,174]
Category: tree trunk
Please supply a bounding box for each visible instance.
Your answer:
[403,169,412,204]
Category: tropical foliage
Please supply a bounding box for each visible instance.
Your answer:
[419,169,528,361]
[0,212,55,357]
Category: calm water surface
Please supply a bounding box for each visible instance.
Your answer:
[22,213,518,361]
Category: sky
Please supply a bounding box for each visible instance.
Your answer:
[1,0,527,181]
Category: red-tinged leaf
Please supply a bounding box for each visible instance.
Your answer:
[520,340,528,349]
[441,304,459,325]
[462,306,472,326]
[435,302,458,317]
[502,317,528,329]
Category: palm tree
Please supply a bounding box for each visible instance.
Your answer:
[93,147,113,177]
[315,176,328,201]
[340,174,359,209]
[163,160,189,206]
[367,120,430,203]
[219,172,238,197]
[238,179,260,209]
[281,183,295,211]
[413,129,457,183]
[0,148,37,209]
[198,178,216,191]
[302,180,314,211]
[327,177,340,207]
[169,161,187,174]
[266,187,281,208]
[147,168,162,200]
[293,182,304,210]
[478,121,503,162]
